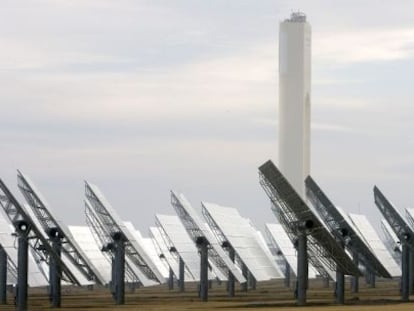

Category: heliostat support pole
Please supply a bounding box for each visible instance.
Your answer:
[296,231,307,306]
[0,245,7,305]
[168,267,174,290]
[335,270,345,304]
[16,222,30,311]
[228,246,235,297]
[49,233,62,308]
[409,249,414,294]
[351,250,359,293]
[241,263,248,292]
[113,232,125,305]
[401,243,410,302]
[197,237,209,302]
[284,260,290,288]
[179,257,185,292]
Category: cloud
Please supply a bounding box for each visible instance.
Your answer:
[314,28,414,64]
[311,123,352,132]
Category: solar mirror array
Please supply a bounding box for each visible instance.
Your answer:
[258,160,360,305]
[0,164,413,309]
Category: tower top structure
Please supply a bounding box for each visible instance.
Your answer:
[285,12,307,23]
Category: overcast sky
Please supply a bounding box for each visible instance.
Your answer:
[1,0,414,237]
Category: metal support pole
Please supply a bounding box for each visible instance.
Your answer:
[296,231,307,306]
[335,239,345,305]
[179,257,185,292]
[351,250,359,293]
[197,237,208,302]
[113,233,125,305]
[49,234,62,308]
[335,270,345,304]
[0,246,7,305]
[323,277,330,288]
[228,247,235,297]
[248,272,256,290]
[369,271,376,288]
[401,243,410,302]
[409,249,414,294]
[168,267,174,290]
[110,257,116,298]
[16,223,29,311]
[241,263,248,292]
[284,260,290,288]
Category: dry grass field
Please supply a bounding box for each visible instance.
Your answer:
[2,279,414,311]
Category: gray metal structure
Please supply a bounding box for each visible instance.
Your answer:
[348,213,400,277]
[265,223,318,282]
[149,226,183,283]
[84,181,164,284]
[155,214,201,290]
[170,191,246,301]
[84,199,142,287]
[0,179,80,310]
[17,171,106,285]
[381,219,402,266]
[258,160,359,305]
[171,191,244,281]
[305,176,391,297]
[374,186,412,301]
[202,202,283,282]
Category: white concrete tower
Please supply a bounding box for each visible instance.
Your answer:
[278,12,311,198]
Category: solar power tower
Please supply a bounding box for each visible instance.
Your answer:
[348,214,400,280]
[0,179,81,311]
[305,176,391,302]
[381,219,402,266]
[374,186,414,301]
[84,181,165,304]
[265,223,318,288]
[202,202,284,292]
[258,160,359,306]
[84,199,148,291]
[170,191,246,301]
[16,170,106,307]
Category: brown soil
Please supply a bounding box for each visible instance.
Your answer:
[2,278,413,311]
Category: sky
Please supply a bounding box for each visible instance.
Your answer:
[1,0,414,237]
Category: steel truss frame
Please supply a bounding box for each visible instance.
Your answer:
[170,191,244,282]
[0,179,80,285]
[154,217,195,280]
[84,181,162,283]
[17,171,105,285]
[305,176,391,278]
[84,199,140,284]
[258,160,360,276]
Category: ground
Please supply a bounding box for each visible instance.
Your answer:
[2,279,414,310]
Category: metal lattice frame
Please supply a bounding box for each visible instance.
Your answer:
[374,186,414,248]
[17,171,105,285]
[84,181,161,283]
[154,217,195,280]
[258,160,360,276]
[305,176,391,278]
[84,200,139,284]
[0,179,80,285]
[171,192,230,278]
[201,206,244,270]
[148,231,171,276]
[2,246,18,283]
[380,220,402,266]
